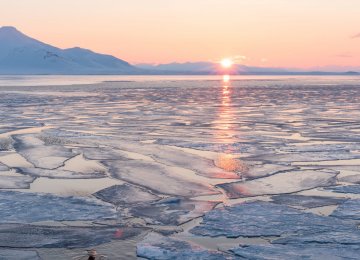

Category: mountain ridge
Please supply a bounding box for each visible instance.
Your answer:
[0,26,141,75]
[136,62,359,75]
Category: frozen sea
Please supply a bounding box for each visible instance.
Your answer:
[1,75,360,259]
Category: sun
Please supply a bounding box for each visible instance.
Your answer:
[220,58,233,69]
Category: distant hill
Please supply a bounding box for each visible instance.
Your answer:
[137,62,290,74]
[137,62,360,75]
[0,26,141,75]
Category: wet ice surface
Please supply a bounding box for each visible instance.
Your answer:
[94,184,161,206]
[0,190,117,223]
[331,199,360,221]
[137,233,230,260]
[0,161,9,170]
[190,201,351,238]
[230,244,360,260]
[0,249,41,260]
[325,184,360,194]
[271,194,348,208]
[217,169,338,198]
[13,134,78,169]
[0,224,145,248]
[104,160,219,197]
[130,197,219,225]
[0,174,35,189]
[1,76,360,259]
[17,167,106,179]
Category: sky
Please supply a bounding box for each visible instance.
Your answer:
[1,0,360,69]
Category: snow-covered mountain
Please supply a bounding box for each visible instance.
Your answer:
[0,26,140,74]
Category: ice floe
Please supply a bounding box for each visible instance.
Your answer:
[273,229,360,245]
[254,151,360,163]
[271,194,347,208]
[325,184,360,194]
[331,199,360,222]
[0,249,40,260]
[217,169,338,198]
[137,233,230,260]
[0,224,144,248]
[17,167,106,179]
[94,184,161,206]
[130,197,219,225]
[0,191,116,223]
[279,143,360,153]
[0,137,13,150]
[102,141,241,179]
[240,162,295,179]
[13,134,78,169]
[230,244,360,260]
[190,201,348,238]
[0,174,35,189]
[104,160,219,197]
[0,162,9,171]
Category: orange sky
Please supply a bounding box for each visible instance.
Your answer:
[1,0,360,69]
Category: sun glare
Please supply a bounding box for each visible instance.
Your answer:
[223,75,230,82]
[221,58,233,68]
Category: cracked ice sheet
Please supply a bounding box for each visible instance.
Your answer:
[59,153,107,174]
[0,224,145,249]
[94,184,161,206]
[217,169,338,198]
[0,162,9,171]
[99,140,240,179]
[0,249,40,260]
[0,152,33,168]
[238,162,295,180]
[25,177,124,196]
[330,199,360,222]
[136,233,230,260]
[319,166,360,183]
[271,194,348,209]
[190,201,352,238]
[279,143,360,153]
[332,169,360,184]
[130,197,219,226]
[325,185,360,194]
[230,244,360,260]
[79,147,128,160]
[0,174,35,189]
[39,129,104,146]
[154,139,266,155]
[273,229,360,245]
[0,190,116,223]
[339,174,360,184]
[94,185,218,225]
[13,134,78,169]
[253,151,360,163]
[104,160,219,197]
[17,167,106,179]
[0,137,13,151]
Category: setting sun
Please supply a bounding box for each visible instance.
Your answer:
[221,59,233,69]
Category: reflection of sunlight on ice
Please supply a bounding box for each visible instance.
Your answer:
[222,88,230,95]
[215,75,237,144]
[214,154,248,172]
[223,75,230,83]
